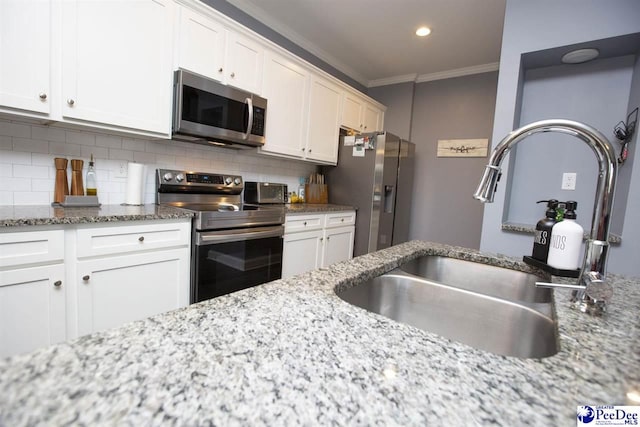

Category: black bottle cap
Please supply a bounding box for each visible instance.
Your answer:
[537,199,559,219]
[564,200,578,219]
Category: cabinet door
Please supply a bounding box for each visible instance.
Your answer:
[61,0,174,136]
[363,103,381,132]
[342,92,363,131]
[225,30,264,94]
[176,6,226,82]
[0,264,66,358]
[0,0,50,114]
[76,248,189,336]
[306,75,341,164]
[322,226,355,267]
[282,229,322,279]
[261,50,309,158]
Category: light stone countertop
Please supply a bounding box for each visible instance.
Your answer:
[284,203,356,214]
[0,204,194,228]
[0,241,638,425]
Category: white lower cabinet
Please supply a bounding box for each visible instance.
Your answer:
[0,219,191,358]
[76,248,189,336]
[282,211,355,279]
[0,264,66,358]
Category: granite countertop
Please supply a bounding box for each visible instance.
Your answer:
[285,203,356,214]
[1,241,638,425]
[0,204,194,227]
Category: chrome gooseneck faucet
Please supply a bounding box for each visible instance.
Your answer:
[474,119,618,315]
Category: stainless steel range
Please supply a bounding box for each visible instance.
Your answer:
[156,169,284,303]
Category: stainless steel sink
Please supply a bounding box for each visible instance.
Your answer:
[337,267,559,358]
[399,255,551,303]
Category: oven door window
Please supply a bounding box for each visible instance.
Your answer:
[193,235,282,303]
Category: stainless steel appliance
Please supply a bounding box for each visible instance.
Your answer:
[323,131,415,256]
[172,69,267,149]
[244,182,288,204]
[156,169,284,303]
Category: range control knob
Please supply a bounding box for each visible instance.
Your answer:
[175,173,184,183]
[234,177,242,185]
[225,177,233,185]
[163,172,173,182]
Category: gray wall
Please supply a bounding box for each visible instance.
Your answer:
[368,75,499,249]
[201,0,367,92]
[368,82,415,140]
[479,0,640,276]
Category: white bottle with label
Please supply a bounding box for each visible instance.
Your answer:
[547,201,584,270]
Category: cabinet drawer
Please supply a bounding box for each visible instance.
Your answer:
[325,211,356,228]
[284,214,324,233]
[0,230,64,268]
[77,220,190,258]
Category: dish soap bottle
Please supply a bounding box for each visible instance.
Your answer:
[531,199,558,262]
[547,200,584,270]
[85,154,97,196]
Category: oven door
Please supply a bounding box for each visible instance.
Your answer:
[192,225,283,303]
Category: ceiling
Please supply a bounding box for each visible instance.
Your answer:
[226,0,507,87]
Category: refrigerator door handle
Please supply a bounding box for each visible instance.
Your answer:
[383,185,395,213]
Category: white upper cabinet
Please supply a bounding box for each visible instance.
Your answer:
[225,31,264,94]
[61,0,174,136]
[0,0,51,115]
[341,91,384,133]
[176,6,226,83]
[306,74,342,164]
[176,5,264,94]
[261,50,310,158]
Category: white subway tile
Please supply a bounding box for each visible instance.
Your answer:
[0,191,13,205]
[108,149,134,161]
[13,137,49,154]
[145,140,167,154]
[81,145,108,159]
[66,130,95,146]
[31,125,66,143]
[4,177,31,191]
[0,135,12,150]
[122,138,147,152]
[0,121,30,138]
[32,178,55,192]
[50,141,82,157]
[0,150,31,165]
[96,134,122,149]
[133,151,157,164]
[0,163,12,177]
[13,164,50,179]
[14,191,50,205]
[155,154,176,166]
[31,153,57,166]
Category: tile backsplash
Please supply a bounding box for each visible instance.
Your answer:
[0,117,317,205]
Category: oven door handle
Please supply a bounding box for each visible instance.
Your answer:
[196,225,283,245]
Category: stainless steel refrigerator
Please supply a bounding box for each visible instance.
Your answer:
[323,131,415,256]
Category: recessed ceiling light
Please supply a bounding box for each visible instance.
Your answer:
[416,26,431,37]
[561,48,599,64]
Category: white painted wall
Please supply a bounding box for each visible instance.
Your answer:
[0,117,316,205]
[479,0,640,276]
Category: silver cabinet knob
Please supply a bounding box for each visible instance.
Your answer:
[308,149,312,153]
[303,221,307,226]
[39,93,47,100]
[218,67,223,73]
[138,236,144,242]
[54,280,62,287]
[341,218,344,222]
[320,237,323,242]
[230,72,235,78]
[82,275,90,281]
[326,236,330,241]
[67,99,75,106]
[302,147,306,152]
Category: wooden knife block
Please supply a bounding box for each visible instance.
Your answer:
[305,184,328,204]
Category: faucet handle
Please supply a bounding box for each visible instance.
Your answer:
[535,282,585,290]
[582,271,614,302]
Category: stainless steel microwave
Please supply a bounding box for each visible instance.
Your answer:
[172,69,267,149]
[244,182,288,204]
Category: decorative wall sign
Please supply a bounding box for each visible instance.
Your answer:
[437,139,489,157]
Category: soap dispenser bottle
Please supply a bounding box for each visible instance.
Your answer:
[531,199,558,262]
[547,200,584,270]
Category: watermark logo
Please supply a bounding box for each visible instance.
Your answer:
[577,406,640,426]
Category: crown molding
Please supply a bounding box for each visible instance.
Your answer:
[226,0,370,87]
[368,74,419,88]
[415,62,500,84]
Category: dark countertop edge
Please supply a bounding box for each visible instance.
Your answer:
[502,222,622,244]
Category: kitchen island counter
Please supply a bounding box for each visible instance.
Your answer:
[0,241,638,425]
[0,204,194,227]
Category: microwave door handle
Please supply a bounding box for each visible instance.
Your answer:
[243,97,253,140]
